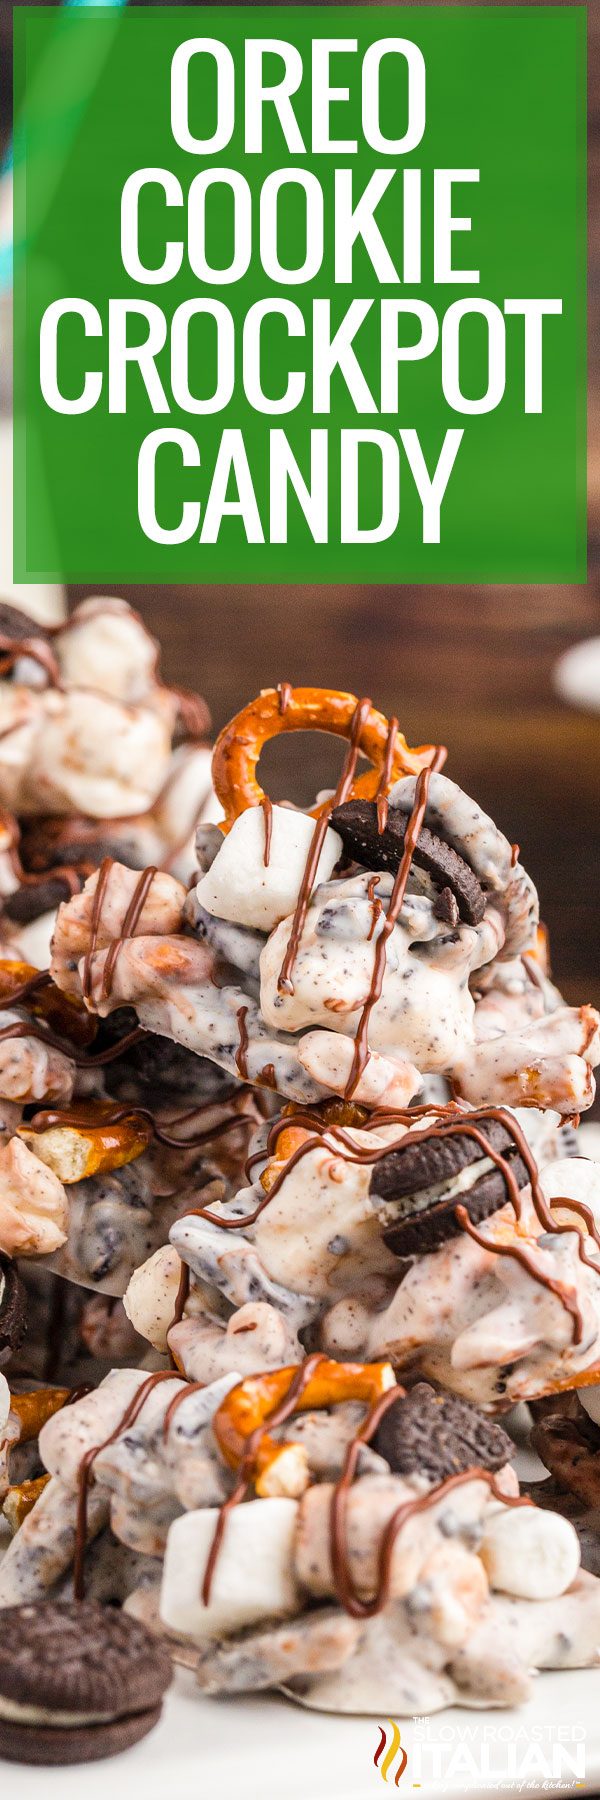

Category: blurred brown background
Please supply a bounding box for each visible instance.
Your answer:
[2,0,599,1019]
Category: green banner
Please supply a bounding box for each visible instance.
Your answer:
[13,5,586,583]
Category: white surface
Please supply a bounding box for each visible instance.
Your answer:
[1,1664,598,1799]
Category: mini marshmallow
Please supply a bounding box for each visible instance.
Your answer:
[57,599,158,703]
[195,806,342,932]
[123,1244,183,1353]
[480,1504,580,1600]
[0,1370,9,1433]
[160,1497,300,1641]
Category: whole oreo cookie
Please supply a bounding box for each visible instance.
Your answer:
[0,1600,172,1765]
[374,1382,514,1483]
[0,1256,27,1363]
[330,799,486,925]
[373,1116,528,1257]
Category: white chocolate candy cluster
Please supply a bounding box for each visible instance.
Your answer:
[0,1365,597,1716]
[0,600,216,966]
[122,1110,600,1408]
[50,775,599,1113]
[0,974,259,1296]
[1,677,600,1728]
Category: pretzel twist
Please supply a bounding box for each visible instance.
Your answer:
[212,687,437,830]
[0,959,96,1048]
[3,1473,50,1533]
[212,1358,396,1497]
[9,1387,71,1443]
[20,1101,153,1182]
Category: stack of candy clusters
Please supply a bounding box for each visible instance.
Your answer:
[0,649,599,1757]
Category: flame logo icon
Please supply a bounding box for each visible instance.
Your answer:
[373,1720,408,1785]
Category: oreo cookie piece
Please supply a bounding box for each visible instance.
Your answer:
[0,1601,172,1765]
[102,1011,233,1104]
[373,1116,528,1257]
[0,1256,27,1364]
[3,876,83,925]
[374,1382,514,1483]
[19,818,139,880]
[330,798,486,926]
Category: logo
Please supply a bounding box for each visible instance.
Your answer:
[371,1718,587,1792]
[374,1720,408,1787]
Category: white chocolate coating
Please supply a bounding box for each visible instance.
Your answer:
[0,1136,68,1255]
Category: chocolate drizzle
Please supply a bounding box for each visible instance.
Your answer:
[80,860,160,1009]
[80,1026,146,1066]
[395,1105,600,1308]
[344,748,447,1099]
[261,797,273,867]
[0,1010,144,1069]
[162,1378,206,1436]
[0,967,52,1007]
[181,1104,464,1234]
[375,717,399,836]
[277,682,292,715]
[202,1358,532,1616]
[28,1090,257,1152]
[277,698,373,996]
[81,859,113,1004]
[202,1354,326,1604]
[100,866,158,1002]
[73,1370,176,1599]
[455,1205,584,1345]
[330,1442,530,1619]
[179,1101,600,1341]
[366,874,383,943]
[235,1006,250,1080]
[0,1017,83,1057]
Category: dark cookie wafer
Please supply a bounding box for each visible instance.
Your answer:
[0,1601,171,1765]
[0,1257,27,1363]
[374,1117,524,1202]
[3,876,84,924]
[380,1164,528,1258]
[330,798,486,925]
[374,1382,514,1483]
[19,819,141,885]
[374,1117,529,1258]
[0,1707,163,1766]
[103,1013,232,1102]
